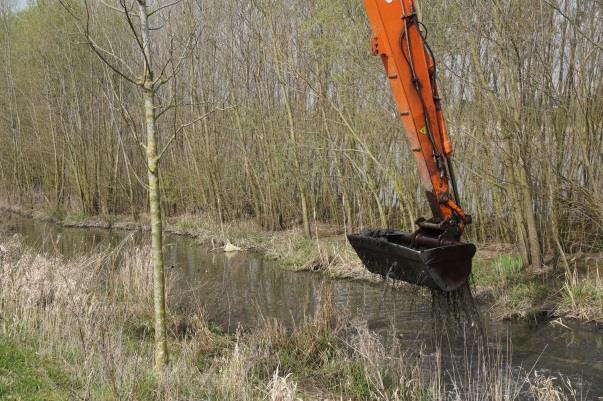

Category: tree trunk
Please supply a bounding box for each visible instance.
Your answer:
[518,161,542,268]
[139,1,168,373]
[144,84,169,373]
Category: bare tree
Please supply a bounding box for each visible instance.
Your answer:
[0,0,600,271]
[58,0,204,372]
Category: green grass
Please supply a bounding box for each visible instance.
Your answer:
[507,282,548,307]
[172,218,199,231]
[472,254,523,287]
[130,373,160,401]
[60,213,89,228]
[343,362,376,398]
[45,208,66,222]
[489,280,551,320]
[563,282,602,305]
[473,252,602,322]
[559,280,603,321]
[0,337,72,401]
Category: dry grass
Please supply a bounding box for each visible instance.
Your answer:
[0,233,585,400]
[556,267,603,322]
[0,204,375,281]
[3,205,601,323]
[169,213,376,281]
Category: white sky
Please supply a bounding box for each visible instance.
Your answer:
[15,0,28,10]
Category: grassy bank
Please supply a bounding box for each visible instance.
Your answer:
[0,337,72,401]
[2,203,602,323]
[0,233,584,400]
[472,252,602,322]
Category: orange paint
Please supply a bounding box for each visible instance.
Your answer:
[363,0,467,229]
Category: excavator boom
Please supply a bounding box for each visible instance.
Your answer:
[348,0,476,292]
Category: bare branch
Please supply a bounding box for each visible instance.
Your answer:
[155,100,216,119]
[86,36,139,85]
[155,21,201,88]
[58,0,139,85]
[147,0,183,18]
[543,0,603,52]
[157,106,232,162]
[100,0,139,17]
[119,0,151,74]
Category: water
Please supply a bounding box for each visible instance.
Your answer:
[3,213,602,398]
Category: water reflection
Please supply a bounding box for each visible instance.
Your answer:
[4,212,602,397]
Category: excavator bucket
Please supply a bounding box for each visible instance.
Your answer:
[348,230,476,292]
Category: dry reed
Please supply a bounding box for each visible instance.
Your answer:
[0,234,584,400]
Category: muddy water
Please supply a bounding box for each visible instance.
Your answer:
[4,213,602,398]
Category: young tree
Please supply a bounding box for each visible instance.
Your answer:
[59,0,203,373]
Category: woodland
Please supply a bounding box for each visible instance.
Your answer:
[0,0,601,267]
[0,1,602,399]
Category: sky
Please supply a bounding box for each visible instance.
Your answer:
[15,0,28,11]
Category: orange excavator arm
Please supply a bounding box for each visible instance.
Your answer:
[365,0,471,239]
[347,0,476,292]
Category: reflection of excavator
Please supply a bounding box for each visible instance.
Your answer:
[348,0,476,292]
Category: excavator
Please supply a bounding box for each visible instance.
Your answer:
[348,0,476,292]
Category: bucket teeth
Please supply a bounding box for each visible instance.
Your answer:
[348,230,476,292]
